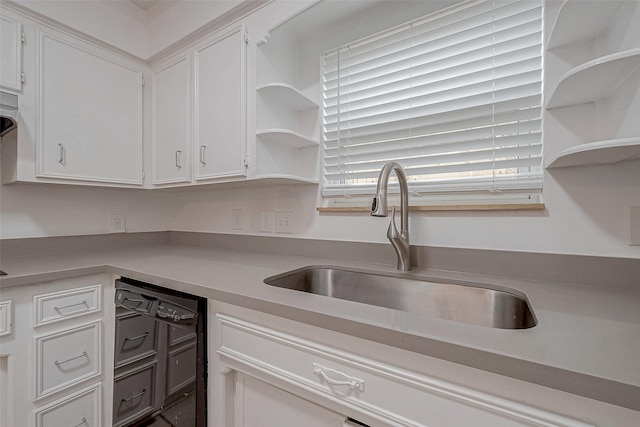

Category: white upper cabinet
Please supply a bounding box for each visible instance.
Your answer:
[37,29,144,185]
[0,14,23,92]
[151,53,192,184]
[194,25,247,181]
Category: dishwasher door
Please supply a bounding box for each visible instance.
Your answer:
[114,278,206,427]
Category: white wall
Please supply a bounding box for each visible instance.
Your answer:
[166,159,640,258]
[166,0,640,259]
[0,180,181,238]
[146,0,244,57]
[13,0,249,59]
[1,0,639,260]
[14,0,150,58]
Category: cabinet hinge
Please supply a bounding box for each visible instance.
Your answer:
[21,32,26,45]
[243,157,249,167]
[244,32,249,44]
[21,72,25,85]
[142,76,145,87]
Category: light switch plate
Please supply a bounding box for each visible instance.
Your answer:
[629,206,640,246]
[109,213,126,233]
[260,211,274,233]
[231,209,244,230]
[275,211,293,234]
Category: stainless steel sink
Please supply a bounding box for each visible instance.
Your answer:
[264,266,536,329]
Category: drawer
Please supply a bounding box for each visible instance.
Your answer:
[34,284,101,327]
[113,362,156,427]
[114,313,157,367]
[36,321,101,400]
[216,315,592,427]
[35,383,101,427]
[0,300,12,337]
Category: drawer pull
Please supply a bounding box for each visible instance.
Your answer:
[313,363,365,391]
[122,388,146,403]
[54,300,89,314]
[55,351,88,366]
[71,417,87,427]
[124,332,150,342]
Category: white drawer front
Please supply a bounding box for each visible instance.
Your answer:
[34,284,101,327]
[217,315,594,427]
[36,321,101,400]
[0,300,12,337]
[35,383,101,427]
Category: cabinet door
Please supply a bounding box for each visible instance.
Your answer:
[37,30,144,185]
[152,54,191,184]
[0,14,22,92]
[234,373,345,427]
[194,25,246,181]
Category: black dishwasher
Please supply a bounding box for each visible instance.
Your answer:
[114,278,207,427]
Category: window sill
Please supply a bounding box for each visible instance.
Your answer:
[317,203,546,212]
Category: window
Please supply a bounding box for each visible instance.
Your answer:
[321,0,543,206]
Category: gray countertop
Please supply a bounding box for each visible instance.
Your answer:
[1,241,639,411]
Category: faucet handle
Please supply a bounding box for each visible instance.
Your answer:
[387,206,400,241]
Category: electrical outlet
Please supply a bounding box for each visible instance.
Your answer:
[231,209,244,230]
[629,206,640,246]
[275,211,293,234]
[109,213,126,233]
[260,211,274,233]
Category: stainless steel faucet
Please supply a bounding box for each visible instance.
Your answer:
[371,161,411,271]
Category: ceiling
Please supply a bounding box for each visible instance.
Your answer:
[130,0,159,11]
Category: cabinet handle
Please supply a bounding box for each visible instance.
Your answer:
[312,363,365,391]
[55,351,88,366]
[122,388,146,403]
[54,300,89,314]
[58,143,65,164]
[200,145,207,165]
[124,331,149,342]
[175,150,182,169]
[71,417,87,427]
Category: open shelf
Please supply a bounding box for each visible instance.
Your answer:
[256,129,319,148]
[545,137,640,168]
[546,48,640,109]
[257,83,318,111]
[546,0,624,49]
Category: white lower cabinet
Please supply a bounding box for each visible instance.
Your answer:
[36,320,101,400]
[34,383,101,427]
[0,273,114,427]
[210,302,640,427]
[234,372,346,427]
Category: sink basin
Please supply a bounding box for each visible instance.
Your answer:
[264,266,537,329]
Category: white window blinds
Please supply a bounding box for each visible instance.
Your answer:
[321,0,543,199]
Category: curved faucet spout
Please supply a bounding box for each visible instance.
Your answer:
[371,162,411,271]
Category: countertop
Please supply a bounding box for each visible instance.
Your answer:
[1,241,639,411]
